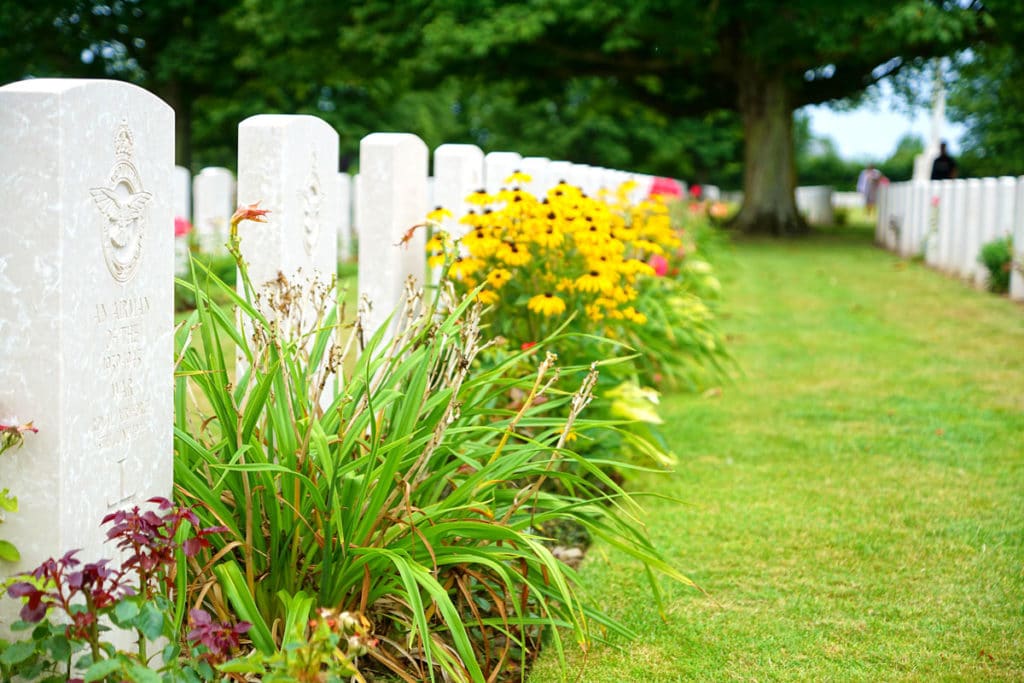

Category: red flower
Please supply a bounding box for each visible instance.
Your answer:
[689,184,702,199]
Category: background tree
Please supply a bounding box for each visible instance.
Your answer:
[946,2,1024,178]
[315,0,984,235]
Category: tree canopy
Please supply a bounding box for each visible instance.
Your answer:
[1,0,991,234]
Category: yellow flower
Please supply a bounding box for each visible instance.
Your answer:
[497,241,531,266]
[466,188,493,206]
[476,288,499,305]
[527,292,566,316]
[575,270,614,294]
[486,268,513,289]
[505,170,533,186]
[450,256,485,279]
[533,226,564,248]
[427,206,454,222]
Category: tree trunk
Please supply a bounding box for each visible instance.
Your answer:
[157,79,192,170]
[732,69,808,236]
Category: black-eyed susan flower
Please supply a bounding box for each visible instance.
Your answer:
[527,292,566,316]
[505,170,532,186]
[496,241,531,266]
[575,270,614,294]
[486,268,513,289]
[450,256,485,279]
[426,206,453,223]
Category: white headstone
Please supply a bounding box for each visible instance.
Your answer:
[976,177,1000,284]
[949,180,968,273]
[0,79,174,629]
[876,183,890,246]
[924,181,942,267]
[960,179,983,280]
[193,167,235,255]
[237,115,339,296]
[173,165,192,275]
[1011,176,1024,300]
[358,133,429,341]
[434,143,485,237]
[545,161,574,196]
[795,186,834,226]
[337,172,353,262]
[519,156,551,196]
[352,173,362,245]
[935,179,955,271]
[484,151,522,195]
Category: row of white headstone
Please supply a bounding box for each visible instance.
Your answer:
[876,178,1024,299]
[174,152,664,268]
[0,78,675,631]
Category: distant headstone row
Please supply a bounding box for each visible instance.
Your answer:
[877,178,1024,299]
[0,77,678,634]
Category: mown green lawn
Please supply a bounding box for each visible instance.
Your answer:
[530,223,1024,681]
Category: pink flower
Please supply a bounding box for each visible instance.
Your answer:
[930,195,940,208]
[174,216,193,238]
[648,253,669,277]
[648,177,683,199]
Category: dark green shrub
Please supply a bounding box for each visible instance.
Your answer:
[978,236,1013,294]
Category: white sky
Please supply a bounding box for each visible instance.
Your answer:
[802,101,966,161]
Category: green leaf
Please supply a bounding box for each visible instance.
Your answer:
[112,599,140,626]
[125,660,162,683]
[0,540,20,562]
[0,639,35,665]
[213,562,274,654]
[135,601,165,641]
[0,489,18,512]
[44,634,71,661]
[217,657,266,674]
[84,656,122,682]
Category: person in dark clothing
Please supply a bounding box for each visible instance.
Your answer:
[931,142,958,180]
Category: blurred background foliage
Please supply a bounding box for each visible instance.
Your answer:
[0,0,1019,191]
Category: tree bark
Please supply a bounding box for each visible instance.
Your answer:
[731,68,808,236]
[157,79,192,170]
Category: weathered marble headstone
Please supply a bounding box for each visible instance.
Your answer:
[358,133,429,341]
[0,79,174,630]
[484,151,522,195]
[192,167,235,254]
[236,115,339,297]
[173,165,191,275]
[1011,176,1024,301]
[337,172,353,262]
[434,143,484,238]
